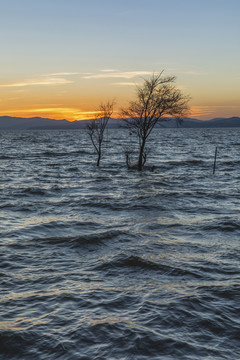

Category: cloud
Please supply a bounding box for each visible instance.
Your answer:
[178,70,207,76]
[0,71,152,88]
[191,105,240,116]
[45,72,81,76]
[83,70,152,80]
[0,77,73,88]
[100,69,118,72]
[113,81,141,86]
[45,72,92,77]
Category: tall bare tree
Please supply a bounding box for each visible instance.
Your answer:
[121,72,190,170]
[87,100,115,166]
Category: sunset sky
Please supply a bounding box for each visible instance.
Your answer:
[0,0,239,120]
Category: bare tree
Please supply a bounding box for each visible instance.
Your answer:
[87,100,115,166]
[121,72,190,170]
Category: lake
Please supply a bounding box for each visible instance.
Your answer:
[0,128,239,359]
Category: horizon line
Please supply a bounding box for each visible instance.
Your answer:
[0,114,240,122]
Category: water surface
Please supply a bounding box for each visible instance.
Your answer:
[0,128,239,359]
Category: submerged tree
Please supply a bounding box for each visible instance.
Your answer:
[87,100,115,166]
[122,72,190,171]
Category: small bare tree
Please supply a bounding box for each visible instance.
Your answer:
[87,100,115,166]
[121,72,190,170]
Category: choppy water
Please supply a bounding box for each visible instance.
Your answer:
[0,128,239,360]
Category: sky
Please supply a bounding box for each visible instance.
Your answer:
[0,0,239,120]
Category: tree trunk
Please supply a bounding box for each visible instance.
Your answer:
[96,143,101,166]
[97,151,101,166]
[138,140,145,171]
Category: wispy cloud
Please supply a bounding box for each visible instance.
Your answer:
[189,105,240,119]
[83,70,152,80]
[0,71,152,87]
[190,106,215,117]
[45,72,92,77]
[45,72,81,76]
[0,77,73,88]
[113,81,141,86]
[178,70,207,76]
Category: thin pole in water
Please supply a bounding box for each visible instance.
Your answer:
[213,146,218,175]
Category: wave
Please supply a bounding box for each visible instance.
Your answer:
[22,187,46,196]
[67,166,79,172]
[0,155,13,159]
[166,159,207,168]
[33,229,123,247]
[42,151,66,157]
[203,219,240,232]
[41,149,89,157]
[94,254,203,278]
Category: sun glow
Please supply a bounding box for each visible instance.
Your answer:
[1,104,239,122]
[0,107,98,121]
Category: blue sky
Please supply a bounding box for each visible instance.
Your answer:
[0,0,239,120]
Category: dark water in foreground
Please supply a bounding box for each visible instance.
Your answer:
[0,128,239,359]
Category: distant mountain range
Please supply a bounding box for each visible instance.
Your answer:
[0,115,240,130]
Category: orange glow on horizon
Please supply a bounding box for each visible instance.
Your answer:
[0,107,100,121]
[189,105,240,120]
[0,105,239,121]
[0,94,240,122]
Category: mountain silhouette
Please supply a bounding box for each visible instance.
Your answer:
[0,115,240,130]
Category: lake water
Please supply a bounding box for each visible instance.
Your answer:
[0,128,239,359]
